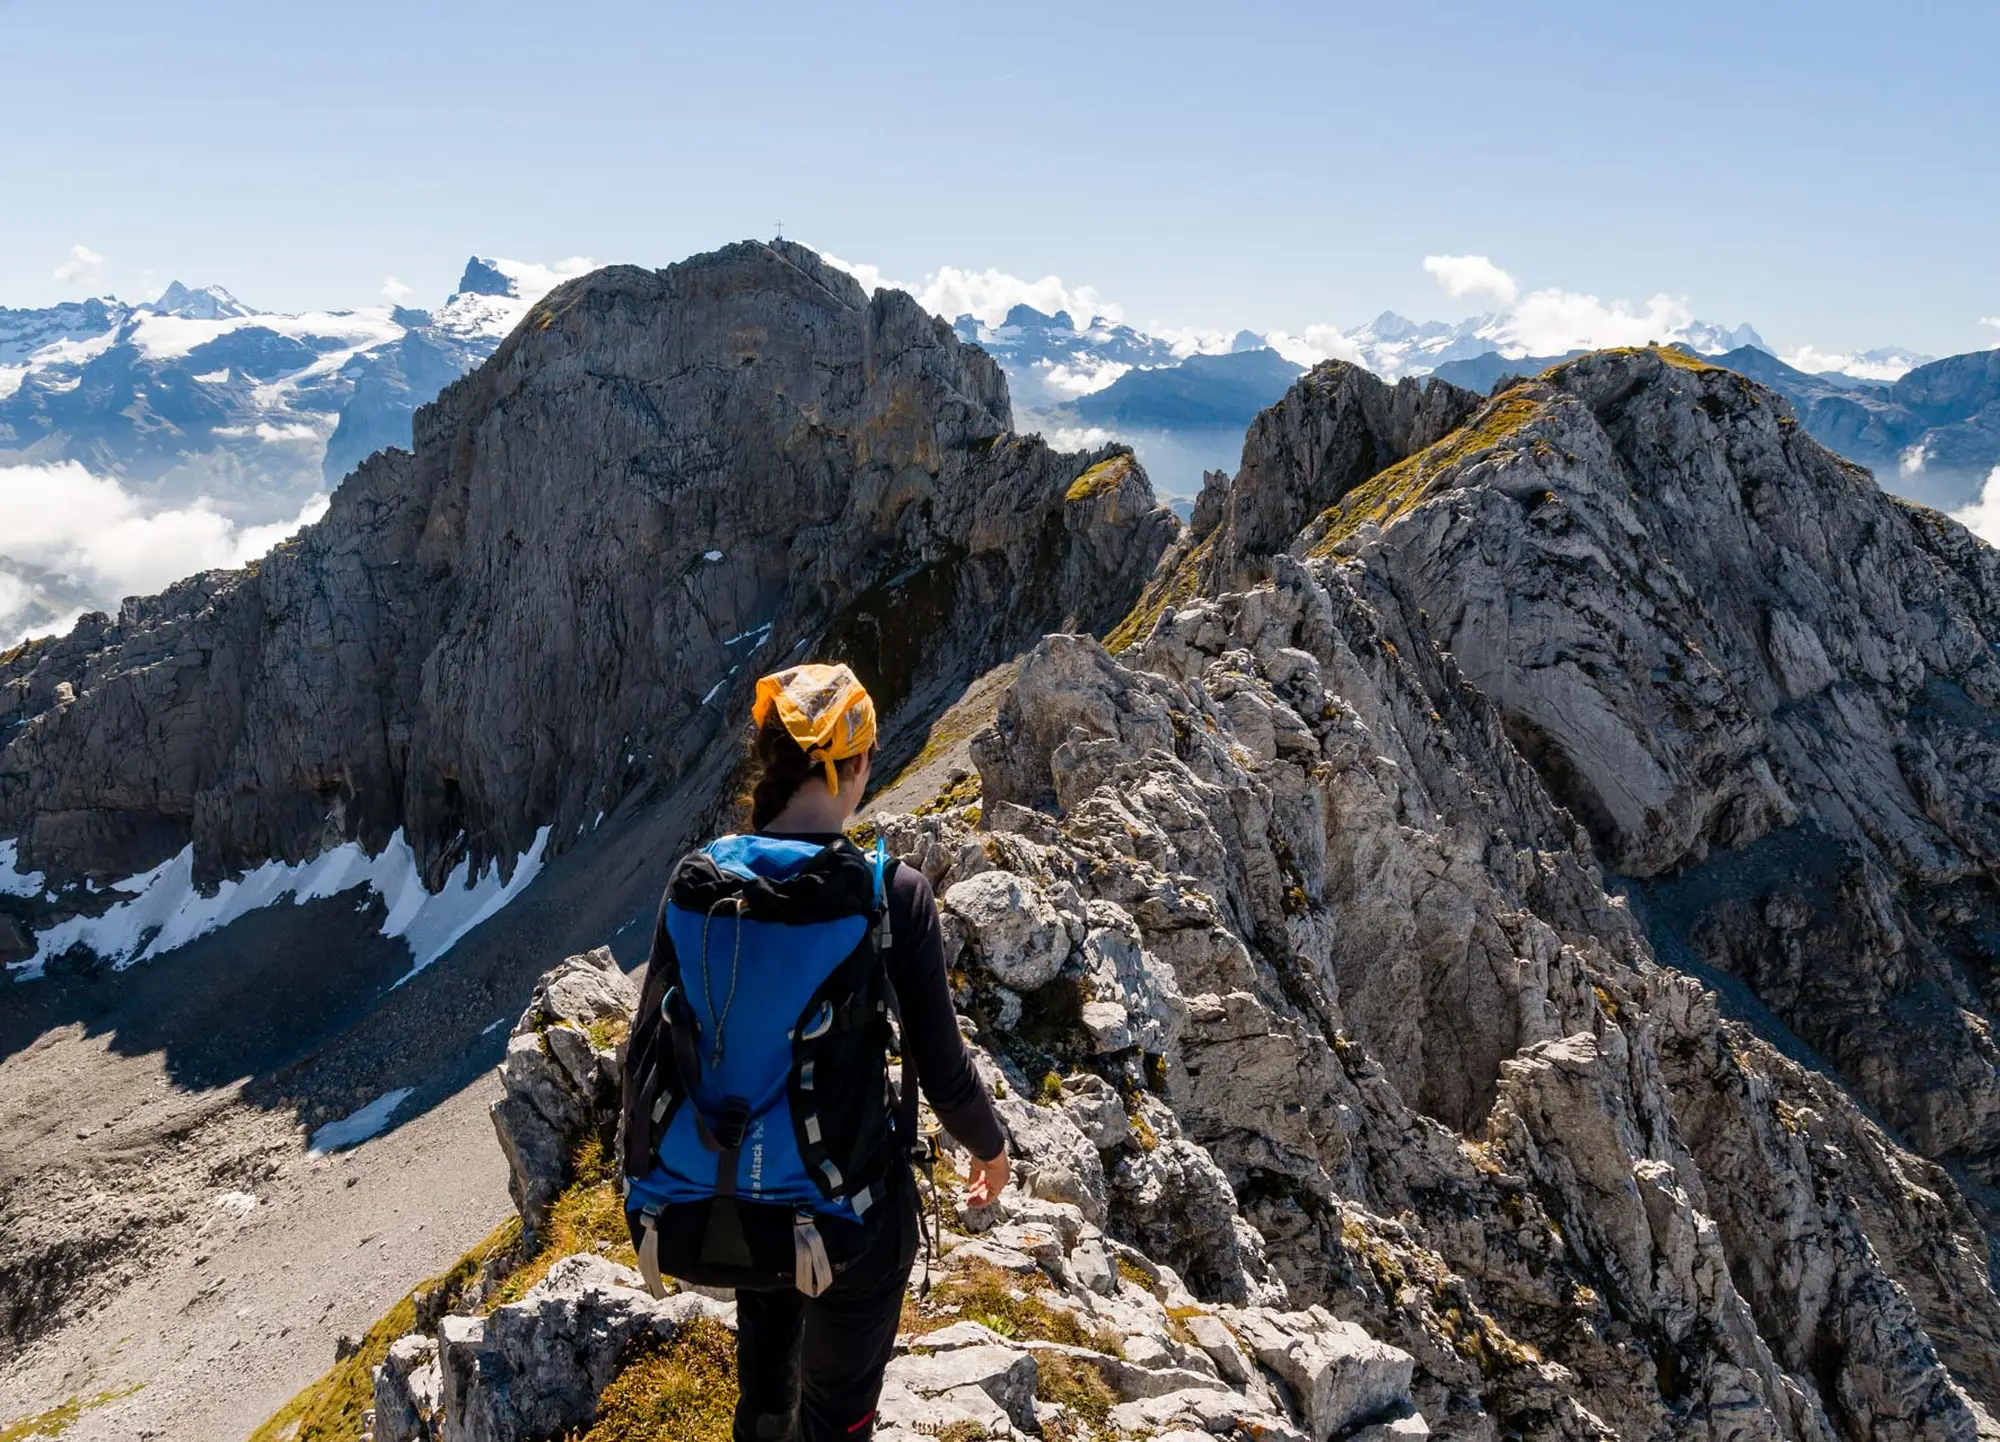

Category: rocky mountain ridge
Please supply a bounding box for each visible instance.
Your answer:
[1429,345,2000,514]
[319,341,2000,1438]
[2,245,1998,1441]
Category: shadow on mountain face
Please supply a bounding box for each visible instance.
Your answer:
[1619,821,1852,1079]
[0,792,684,1133]
[0,893,415,1093]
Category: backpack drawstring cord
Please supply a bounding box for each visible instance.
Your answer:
[699,895,745,1069]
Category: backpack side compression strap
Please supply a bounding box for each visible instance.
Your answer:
[873,836,923,1156]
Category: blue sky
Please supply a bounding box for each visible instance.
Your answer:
[3,0,1996,357]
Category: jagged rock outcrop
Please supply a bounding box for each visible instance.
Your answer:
[1198,361,1480,587]
[1288,350,2000,1198]
[375,953,1430,1442]
[855,344,1998,1438]
[0,240,1174,901]
[889,580,1997,1437]
[488,947,633,1239]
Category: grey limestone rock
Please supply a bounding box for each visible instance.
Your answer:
[488,946,634,1240]
[435,1254,730,1442]
[898,380,1999,1437]
[372,1333,443,1442]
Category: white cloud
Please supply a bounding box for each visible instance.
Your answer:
[819,250,1120,329]
[51,244,105,284]
[1782,345,1919,383]
[1951,466,2000,546]
[1040,424,1120,452]
[1149,325,1235,359]
[0,462,329,644]
[923,267,1119,329]
[489,257,595,304]
[1899,441,1930,477]
[1982,316,2000,331]
[1497,288,1692,356]
[1041,357,1132,398]
[1423,254,1519,305]
[1266,325,1365,368]
[381,275,414,304]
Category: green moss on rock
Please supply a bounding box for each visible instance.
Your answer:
[1307,392,1547,557]
[1064,453,1135,504]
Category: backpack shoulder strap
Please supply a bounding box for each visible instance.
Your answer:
[871,836,922,1152]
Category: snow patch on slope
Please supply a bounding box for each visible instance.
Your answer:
[309,1088,416,1155]
[124,308,404,362]
[4,826,551,982]
[0,839,45,897]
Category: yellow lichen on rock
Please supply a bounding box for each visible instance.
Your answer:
[1065,453,1135,504]
[1307,391,1547,556]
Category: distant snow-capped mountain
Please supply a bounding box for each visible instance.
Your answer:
[0,258,570,524]
[948,301,1992,517]
[950,305,1183,408]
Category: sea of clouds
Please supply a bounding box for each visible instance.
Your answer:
[0,461,327,645]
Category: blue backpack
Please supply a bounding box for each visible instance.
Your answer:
[624,833,918,1296]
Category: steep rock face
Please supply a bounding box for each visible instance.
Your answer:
[1296,349,2000,1187]
[0,242,1174,903]
[1198,361,1480,587]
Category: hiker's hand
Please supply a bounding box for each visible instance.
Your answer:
[965,1149,1010,1207]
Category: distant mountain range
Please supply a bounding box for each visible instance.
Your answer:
[954,304,1995,515]
[0,258,557,522]
[2,264,1994,644]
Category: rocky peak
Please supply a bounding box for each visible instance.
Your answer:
[147,280,254,319]
[0,241,1173,907]
[1001,302,1075,332]
[1193,359,1481,588]
[1893,344,2000,423]
[453,257,515,297]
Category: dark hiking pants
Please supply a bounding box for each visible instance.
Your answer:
[733,1180,919,1441]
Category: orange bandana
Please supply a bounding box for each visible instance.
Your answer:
[751,664,878,796]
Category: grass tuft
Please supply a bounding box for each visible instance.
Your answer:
[565,1317,737,1442]
[1035,1351,1118,1432]
[0,1386,143,1442]
[494,1134,636,1306]
[914,771,983,819]
[1105,534,1212,653]
[902,1259,1123,1355]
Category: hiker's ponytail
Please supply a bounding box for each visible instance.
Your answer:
[746,713,818,830]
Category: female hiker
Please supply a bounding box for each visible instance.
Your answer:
[620,662,1011,1441]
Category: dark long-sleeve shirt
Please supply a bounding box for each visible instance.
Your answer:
[623,833,1005,1166]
